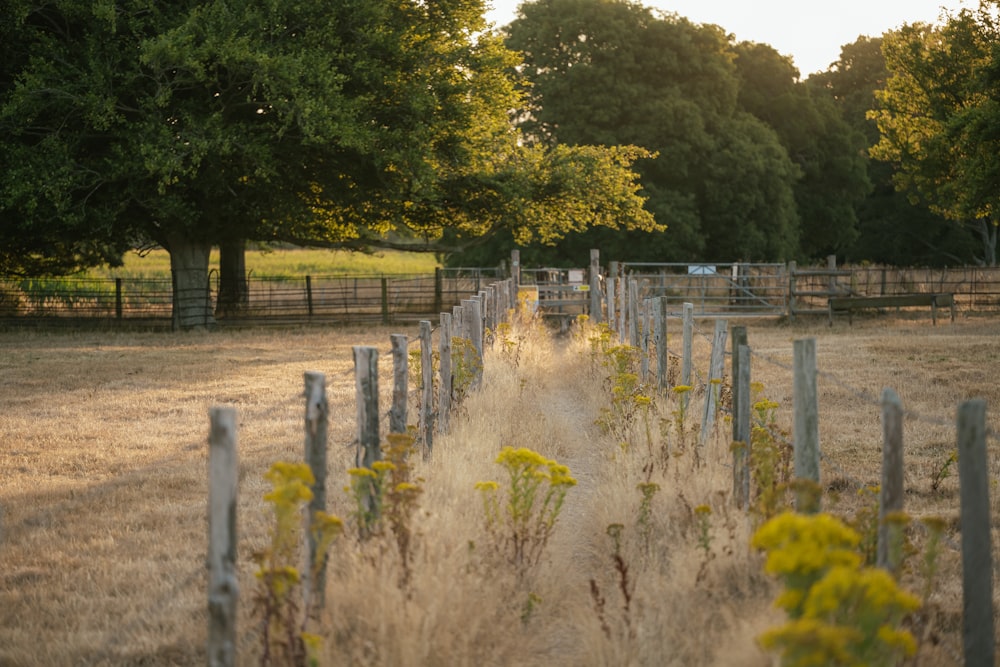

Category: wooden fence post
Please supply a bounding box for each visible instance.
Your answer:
[640,298,650,382]
[511,250,520,309]
[957,399,995,666]
[303,371,328,610]
[419,320,434,457]
[389,335,408,434]
[606,276,616,335]
[730,326,749,508]
[877,388,904,573]
[700,319,728,445]
[590,249,602,324]
[735,344,751,509]
[380,277,389,325]
[464,297,484,382]
[305,275,314,317]
[681,302,693,411]
[208,407,239,667]
[793,338,820,512]
[655,297,667,394]
[787,261,797,320]
[434,267,443,315]
[628,280,640,347]
[438,312,452,433]
[617,274,626,344]
[353,346,381,522]
[453,304,465,340]
[115,278,123,320]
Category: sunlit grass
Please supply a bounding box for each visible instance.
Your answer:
[81,247,440,280]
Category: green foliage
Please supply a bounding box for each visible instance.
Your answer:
[451,336,483,405]
[753,512,920,666]
[475,446,577,570]
[870,6,1000,265]
[253,462,342,667]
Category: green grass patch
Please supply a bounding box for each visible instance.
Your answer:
[82,247,440,280]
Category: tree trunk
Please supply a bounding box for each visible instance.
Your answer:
[975,217,997,267]
[216,238,249,317]
[166,234,215,330]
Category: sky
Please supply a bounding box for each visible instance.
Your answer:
[484,0,971,76]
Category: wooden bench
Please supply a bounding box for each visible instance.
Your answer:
[828,293,955,325]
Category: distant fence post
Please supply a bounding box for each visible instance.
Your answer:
[655,297,667,394]
[353,346,381,523]
[419,320,434,458]
[640,298,650,382]
[877,388,904,573]
[628,280,640,347]
[306,275,314,317]
[389,335,408,434]
[208,407,239,667]
[434,267,443,315]
[115,278,123,320]
[438,312,452,433]
[464,298,484,384]
[617,275,626,344]
[681,302,693,411]
[606,276,616,335]
[957,399,995,666]
[590,249,602,324]
[787,261,797,320]
[380,278,389,325]
[511,250,520,308]
[700,319,728,445]
[303,371,328,610]
[793,338,820,512]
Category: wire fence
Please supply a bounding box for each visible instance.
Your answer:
[0,268,503,328]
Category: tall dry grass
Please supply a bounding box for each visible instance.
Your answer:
[1,312,998,665]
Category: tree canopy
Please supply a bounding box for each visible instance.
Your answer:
[0,0,655,326]
[869,2,1000,265]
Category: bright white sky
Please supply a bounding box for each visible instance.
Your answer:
[485,0,971,76]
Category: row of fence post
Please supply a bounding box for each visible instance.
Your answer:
[205,277,515,666]
[600,256,995,664]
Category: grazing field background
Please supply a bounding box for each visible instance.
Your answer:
[1,313,998,665]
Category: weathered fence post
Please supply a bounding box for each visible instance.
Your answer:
[640,298,650,382]
[208,407,239,667]
[419,320,434,457]
[617,271,627,344]
[877,388,904,573]
[389,335,408,434]
[957,399,995,666]
[353,346,381,522]
[380,277,389,325]
[511,250,520,310]
[438,312,452,433]
[655,297,667,394]
[787,260,797,320]
[590,249,602,324]
[628,280,640,347]
[700,319,728,445]
[731,326,750,509]
[793,338,820,512]
[115,278,123,320]
[606,276,616,335]
[434,267,443,315]
[303,371,328,610]
[464,297,484,384]
[305,275,314,317]
[681,302,694,411]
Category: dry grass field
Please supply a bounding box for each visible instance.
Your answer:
[1,312,999,665]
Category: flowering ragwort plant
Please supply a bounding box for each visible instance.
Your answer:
[753,511,920,667]
[475,446,577,569]
[254,462,343,667]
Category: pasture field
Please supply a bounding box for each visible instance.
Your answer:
[81,247,441,280]
[1,314,998,665]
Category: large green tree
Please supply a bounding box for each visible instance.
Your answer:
[733,42,870,259]
[809,36,981,266]
[497,0,801,266]
[869,3,1000,265]
[1,0,655,327]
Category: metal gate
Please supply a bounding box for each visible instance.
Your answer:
[619,262,787,316]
